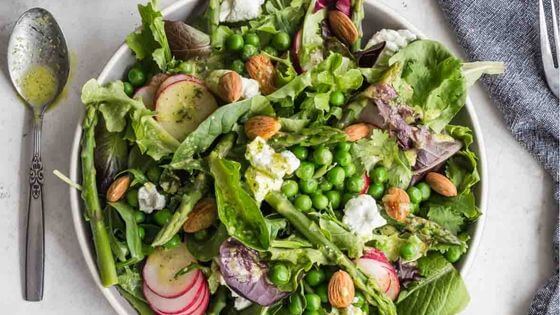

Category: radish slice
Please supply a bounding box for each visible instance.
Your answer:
[150,280,209,315]
[355,249,400,300]
[144,272,204,314]
[149,73,171,89]
[143,244,198,298]
[189,287,209,315]
[360,174,370,194]
[134,86,156,110]
[155,74,203,99]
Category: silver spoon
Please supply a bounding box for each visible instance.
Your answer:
[7,8,69,302]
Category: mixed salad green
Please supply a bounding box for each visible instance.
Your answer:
[78,0,504,314]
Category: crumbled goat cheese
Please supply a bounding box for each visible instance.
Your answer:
[343,194,387,239]
[366,29,417,52]
[241,77,261,99]
[138,182,166,213]
[219,0,265,23]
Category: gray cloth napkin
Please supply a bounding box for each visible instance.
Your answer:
[435,0,560,314]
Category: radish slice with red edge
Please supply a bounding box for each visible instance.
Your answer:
[133,85,156,110]
[151,280,209,315]
[155,74,203,99]
[144,272,205,314]
[355,249,400,300]
[142,244,198,298]
[360,174,370,194]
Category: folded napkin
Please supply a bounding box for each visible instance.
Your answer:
[435,0,559,314]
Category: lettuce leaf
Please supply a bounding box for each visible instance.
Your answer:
[445,125,480,194]
[250,0,307,35]
[126,0,172,70]
[318,216,364,259]
[397,253,470,315]
[298,1,326,71]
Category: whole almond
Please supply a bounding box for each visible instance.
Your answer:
[425,172,457,197]
[219,71,243,103]
[328,270,355,308]
[244,115,281,140]
[246,55,276,95]
[184,198,218,233]
[106,175,131,202]
[382,187,411,222]
[328,10,359,45]
[344,123,374,141]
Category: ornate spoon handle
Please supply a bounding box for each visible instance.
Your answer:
[25,115,44,301]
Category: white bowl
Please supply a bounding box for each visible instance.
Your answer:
[69,1,487,313]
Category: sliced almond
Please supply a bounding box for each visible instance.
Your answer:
[328,270,355,308]
[219,71,243,103]
[425,172,457,197]
[246,55,276,95]
[382,187,411,222]
[344,123,374,141]
[183,198,218,233]
[106,175,131,203]
[244,115,281,140]
[328,10,359,45]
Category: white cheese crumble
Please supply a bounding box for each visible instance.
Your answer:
[366,29,417,52]
[219,0,265,23]
[342,194,387,239]
[137,182,166,213]
[241,77,261,99]
[245,137,300,202]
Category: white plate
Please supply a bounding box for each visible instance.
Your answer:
[69,1,488,313]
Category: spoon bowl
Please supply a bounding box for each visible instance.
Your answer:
[7,7,69,302]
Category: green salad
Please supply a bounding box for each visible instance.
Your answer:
[78,0,504,314]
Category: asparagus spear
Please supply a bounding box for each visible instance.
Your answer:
[81,106,118,287]
[265,192,397,315]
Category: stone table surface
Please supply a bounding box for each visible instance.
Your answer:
[0,0,556,314]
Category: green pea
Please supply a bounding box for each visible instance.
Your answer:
[343,163,356,177]
[303,311,320,315]
[128,67,146,87]
[311,193,329,210]
[269,263,291,285]
[193,229,208,241]
[241,44,258,61]
[294,195,313,212]
[176,61,195,74]
[346,175,365,193]
[123,82,134,96]
[226,34,244,52]
[329,91,345,106]
[325,190,341,209]
[138,226,145,239]
[334,150,352,166]
[304,269,326,286]
[126,189,139,208]
[263,46,278,57]
[282,180,299,198]
[133,210,145,223]
[353,291,365,306]
[327,166,346,185]
[300,179,319,194]
[244,33,260,47]
[147,166,162,183]
[367,183,384,199]
[416,182,432,201]
[296,162,315,180]
[445,246,463,263]
[342,193,356,206]
[407,186,423,204]
[230,59,245,74]
[288,295,303,315]
[371,166,388,184]
[316,284,328,303]
[319,181,333,191]
[154,209,172,226]
[272,32,291,51]
[312,147,333,165]
[410,202,419,214]
[304,294,321,311]
[400,242,418,260]
[163,234,181,249]
[291,145,308,160]
[336,141,352,152]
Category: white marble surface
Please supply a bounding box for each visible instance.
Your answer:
[0,0,556,314]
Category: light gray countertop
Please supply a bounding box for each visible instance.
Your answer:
[0,0,556,314]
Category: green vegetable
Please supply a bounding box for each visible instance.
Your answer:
[128,67,146,87]
[445,125,480,194]
[425,191,480,234]
[329,91,345,106]
[325,190,341,209]
[272,32,291,51]
[146,166,162,183]
[311,193,329,210]
[117,287,154,315]
[296,162,315,180]
[138,226,145,239]
[403,215,463,246]
[193,229,208,241]
[126,190,139,208]
[367,183,384,199]
[291,145,308,160]
[445,246,463,263]
[397,253,469,315]
[226,34,244,52]
[300,179,319,194]
[294,194,313,212]
[265,192,397,315]
[318,216,364,259]
[80,107,118,286]
[289,294,304,315]
[269,263,291,285]
[282,180,299,197]
[462,61,505,87]
[94,116,128,193]
[299,1,326,71]
[351,0,365,51]
[407,187,423,204]
[209,155,270,251]
[133,210,144,223]
[336,142,351,152]
[263,46,278,56]
[270,126,347,149]
[346,175,364,193]
[416,182,431,201]
[400,242,419,260]
[244,33,260,47]
[109,202,145,267]
[123,82,134,96]
[372,166,388,184]
[343,163,356,177]
[187,224,229,262]
[316,284,328,303]
[207,286,228,315]
[334,150,352,166]
[304,269,326,286]
[242,44,259,60]
[163,234,181,249]
[231,59,245,74]
[153,209,172,226]
[312,147,333,165]
[305,294,321,310]
[125,0,172,70]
